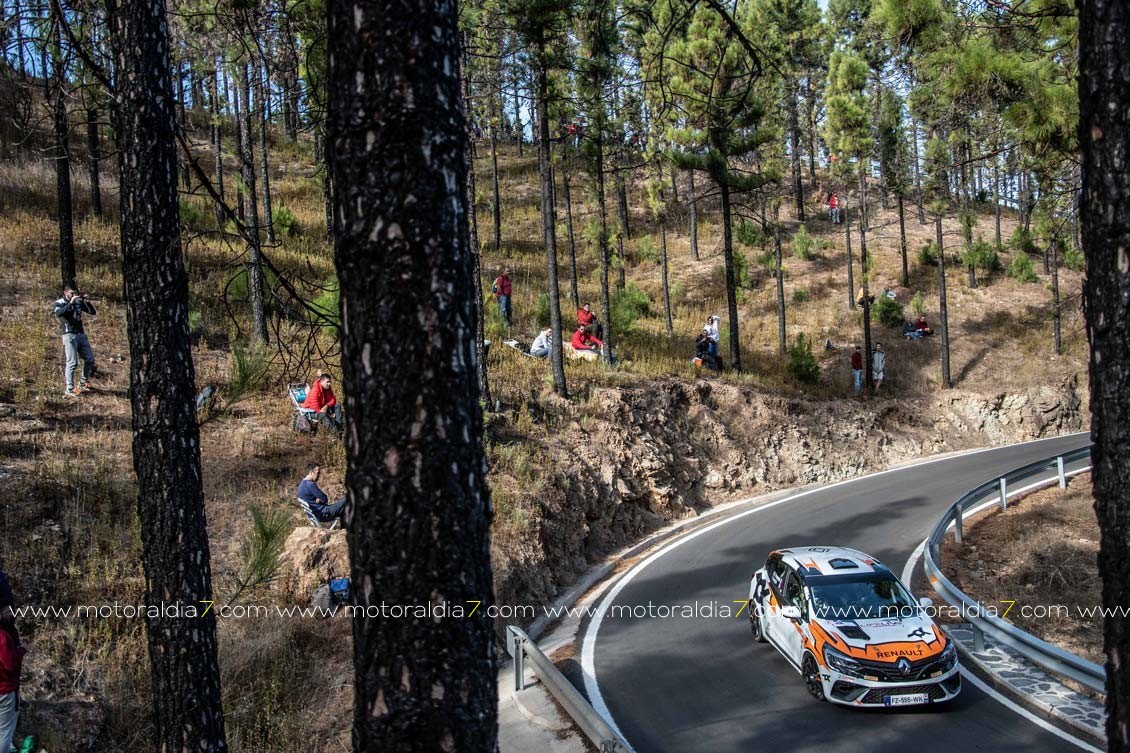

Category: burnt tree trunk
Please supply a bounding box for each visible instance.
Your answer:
[49,7,75,289]
[1079,7,1130,749]
[460,36,491,409]
[845,209,855,311]
[86,107,102,217]
[788,85,804,221]
[616,173,631,240]
[859,173,874,391]
[774,205,786,355]
[257,62,276,245]
[104,0,228,748]
[897,192,908,287]
[211,66,225,229]
[536,53,568,395]
[325,0,498,747]
[660,219,673,337]
[688,169,699,260]
[935,215,952,387]
[238,61,267,343]
[596,139,613,366]
[563,164,579,309]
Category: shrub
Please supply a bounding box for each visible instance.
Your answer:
[786,334,820,384]
[792,288,810,303]
[790,224,818,260]
[1010,226,1037,255]
[637,235,660,264]
[188,309,204,336]
[910,291,925,317]
[227,506,292,605]
[735,219,762,248]
[611,283,651,334]
[271,206,299,237]
[1063,245,1085,272]
[226,343,272,405]
[227,265,280,312]
[1008,249,1039,283]
[308,279,340,336]
[535,292,551,327]
[962,239,1000,279]
[733,250,755,289]
[918,241,938,267]
[872,295,905,328]
[179,200,209,230]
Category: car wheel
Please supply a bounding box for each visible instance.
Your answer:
[748,600,766,643]
[802,654,826,702]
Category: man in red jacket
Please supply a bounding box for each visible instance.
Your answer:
[0,599,24,753]
[576,303,603,339]
[571,324,603,356]
[850,345,864,396]
[492,270,513,326]
[302,373,342,434]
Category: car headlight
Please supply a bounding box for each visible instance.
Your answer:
[823,644,864,678]
[940,642,958,672]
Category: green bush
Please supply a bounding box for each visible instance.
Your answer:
[637,235,660,264]
[786,334,821,384]
[792,288,809,303]
[733,250,755,289]
[308,279,340,336]
[188,309,204,336]
[962,240,1000,278]
[736,220,762,248]
[918,241,938,267]
[1010,226,1037,255]
[1008,249,1039,283]
[1063,245,1085,272]
[228,265,280,312]
[535,292,551,327]
[226,343,272,405]
[272,206,299,237]
[790,224,818,260]
[872,295,905,328]
[611,283,651,334]
[179,200,209,230]
[910,291,926,317]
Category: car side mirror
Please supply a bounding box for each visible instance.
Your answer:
[780,605,802,621]
[918,597,934,609]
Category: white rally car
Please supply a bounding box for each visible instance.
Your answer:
[748,546,960,707]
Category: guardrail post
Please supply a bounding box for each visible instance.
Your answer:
[513,636,526,692]
[600,742,619,753]
[1058,456,1066,489]
[954,506,963,545]
[999,478,1008,511]
[972,623,985,653]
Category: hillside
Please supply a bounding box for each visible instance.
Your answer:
[0,122,1089,750]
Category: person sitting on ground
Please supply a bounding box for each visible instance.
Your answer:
[571,324,603,356]
[297,462,348,526]
[302,373,342,434]
[0,585,24,753]
[577,303,603,339]
[693,328,722,372]
[914,316,934,336]
[530,328,553,358]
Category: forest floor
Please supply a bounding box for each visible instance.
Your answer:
[0,125,1090,751]
[942,473,1101,665]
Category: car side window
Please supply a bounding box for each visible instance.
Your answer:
[784,571,804,611]
[766,556,787,595]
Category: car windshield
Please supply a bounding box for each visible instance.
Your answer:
[808,576,918,620]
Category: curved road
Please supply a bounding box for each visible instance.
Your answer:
[581,433,1094,753]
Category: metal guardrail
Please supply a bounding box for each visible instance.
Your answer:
[922,445,1106,693]
[506,625,634,753]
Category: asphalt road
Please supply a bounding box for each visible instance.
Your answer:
[581,434,1094,753]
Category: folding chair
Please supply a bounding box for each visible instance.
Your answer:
[297,497,340,530]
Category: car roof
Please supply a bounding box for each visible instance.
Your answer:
[772,546,892,579]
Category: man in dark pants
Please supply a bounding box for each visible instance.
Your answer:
[53,286,98,397]
[296,463,347,526]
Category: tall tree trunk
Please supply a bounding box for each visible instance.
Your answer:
[536,55,567,396]
[806,76,817,187]
[845,209,855,311]
[239,61,267,343]
[175,61,190,190]
[211,66,225,229]
[86,106,102,217]
[688,169,699,260]
[563,165,579,309]
[461,35,491,410]
[14,0,25,76]
[512,70,522,157]
[935,215,952,387]
[670,164,679,204]
[596,139,613,366]
[912,115,925,224]
[490,76,502,250]
[104,0,228,748]
[317,129,334,243]
[50,8,75,289]
[257,62,276,245]
[660,220,673,337]
[788,84,804,221]
[774,205,786,355]
[616,173,631,240]
[897,192,908,287]
[993,157,1002,249]
[720,181,741,371]
[859,171,873,391]
[232,68,245,224]
[1078,8,1130,748]
[1051,236,1061,355]
[616,232,626,290]
[325,0,498,747]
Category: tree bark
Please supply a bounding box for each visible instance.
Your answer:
[660,220,673,337]
[897,193,908,287]
[563,163,579,309]
[720,181,741,371]
[86,107,102,217]
[211,65,225,229]
[845,209,855,311]
[859,171,873,391]
[461,36,492,410]
[596,139,613,366]
[1078,7,1130,748]
[325,0,498,747]
[257,62,276,245]
[536,55,568,396]
[912,115,925,224]
[688,169,699,260]
[616,173,631,240]
[788,84,804,221]
[238,61,267,343]
[774,205,786,355]
[1051,236,1061,355]
[993,157,1002,249]
[490,74,502,251]
[935,215,952,387]
[50,7,75,289]
[104,0,228,748]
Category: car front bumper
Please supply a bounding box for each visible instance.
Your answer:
[822,665,961,707]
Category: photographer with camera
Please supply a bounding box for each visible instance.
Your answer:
[52,285,98,397]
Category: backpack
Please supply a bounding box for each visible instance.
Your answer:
[329,577,352,605]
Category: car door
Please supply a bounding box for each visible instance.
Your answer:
[775,569,807,666]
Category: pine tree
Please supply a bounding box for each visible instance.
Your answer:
[877,87,911,286]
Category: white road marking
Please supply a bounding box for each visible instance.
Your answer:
[580,433,1090,746]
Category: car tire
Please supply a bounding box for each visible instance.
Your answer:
[802,654,826,702]
[748,600,766,643]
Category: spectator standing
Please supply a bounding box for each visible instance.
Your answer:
[828,192,841,224]
[492,270,513,326]
[302,373,342,434]
[704,316,720,357]
[851,345,864,396]
[0,584,23,753]
[297,463,348,525]
[53,285,98,397]
[873,343,886,391]
[530,328,553,358]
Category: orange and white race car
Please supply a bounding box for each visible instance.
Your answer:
[748,546,960,707]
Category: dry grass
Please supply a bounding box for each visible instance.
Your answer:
[943,473,1101,664]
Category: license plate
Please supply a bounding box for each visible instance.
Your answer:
[884,693,931,706]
